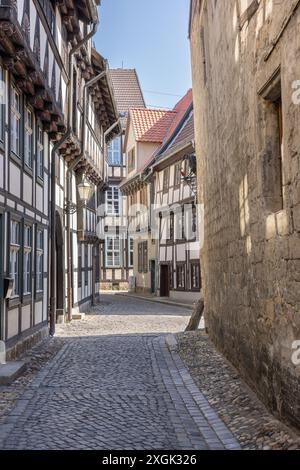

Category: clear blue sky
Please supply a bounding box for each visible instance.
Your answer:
[94,0,192,110]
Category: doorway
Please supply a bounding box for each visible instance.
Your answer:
[150,260,156,294]
[160,264,170,297]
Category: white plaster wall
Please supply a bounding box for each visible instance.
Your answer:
[9,162,21,198]
[21,304,31,332]
[35,301,43,325]
[7,308,19,339]
[23,173,32,205]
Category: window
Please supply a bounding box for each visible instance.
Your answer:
[128,237,134,267]
[175,207,185,241]
[138,241,148,273]
[259,70,283,213]
[140,186,147,207]
[176,264,185,290]
[128,148,135,172]
[9,220,20,297]
[24,107,33,168]
[191,263,201,290]
[167,212,174,243]
[0,65,5,142]
[174,163,181,187]
[108,136,122,166]
[11,86,21,156]
[84,245,88,286]
[37,125,44,179]
[95,245,100,283]
[106,186,120,215]
[23,225,32,295]
[106,237,121,267]
[36,229,44,292]
[163,168,169,193]
[78,243,82,288]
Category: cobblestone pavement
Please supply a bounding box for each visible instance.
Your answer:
[177,332,300,450]
[0,294,239,450]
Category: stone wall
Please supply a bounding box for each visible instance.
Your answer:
[190,0,300,428]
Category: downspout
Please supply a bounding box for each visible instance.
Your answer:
[49,17,99,336]
[66,69,109,321]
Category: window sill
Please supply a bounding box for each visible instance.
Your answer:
[24,164,33,177]
[36,177,44,187]
[35,292,44,302]
[10,152,21,167]
[7,297,21,309]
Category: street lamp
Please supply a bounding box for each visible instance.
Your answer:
[64,174,93,214]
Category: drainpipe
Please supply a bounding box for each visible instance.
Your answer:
[66,69,109,322]
[49,16,99,336]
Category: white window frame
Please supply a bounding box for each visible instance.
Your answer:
[36,229,44,293]
[37,125,44,179]
[105,236,121,267]
[11,85,21,156]
[108,136,122,166]
[0,65,5,142]
[9,220,20,297]
[106,186,120,216]
[128,237,134,267]
[24,106,33,168]
[23,225,32,295]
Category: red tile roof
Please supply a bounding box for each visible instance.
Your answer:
[109,69,145,128]
[129,108,177,143]
[161,89,193,145]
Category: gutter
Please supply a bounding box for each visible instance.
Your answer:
[49,15,99,336]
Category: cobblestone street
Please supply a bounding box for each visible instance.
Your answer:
[0,294,239,450]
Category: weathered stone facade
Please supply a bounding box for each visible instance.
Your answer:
[190,0,300,427]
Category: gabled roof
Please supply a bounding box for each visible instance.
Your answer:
[161,89,193,147]
[109,69,146,128]
[129,108,177,143]
[143,91,194,173]
[165,111,194,154]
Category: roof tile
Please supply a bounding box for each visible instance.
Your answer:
[130,108,177,143]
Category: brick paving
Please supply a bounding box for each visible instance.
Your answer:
[0,294,239,450]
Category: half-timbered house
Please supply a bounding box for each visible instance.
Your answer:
[100,69,145,291]
[0,0,119,357]
[148,91,201,302]
[120,107,177,294]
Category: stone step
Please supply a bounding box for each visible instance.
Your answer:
[0,362,27,386]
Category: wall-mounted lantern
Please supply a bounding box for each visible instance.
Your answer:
[64,174,93,214]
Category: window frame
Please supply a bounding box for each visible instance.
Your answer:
[105,236,121,268]
[24,105,34,169]
[37,124,44,180]
[190,262,201,291]
[23,224,33,296]
[108,136,122,166]
[106,186,120,216]
[9,220,21,298]
[163,168,169,193]
[0,64,6,143]
[176,263,186,290]
[174,163,182,188]
[128,237,134,267]
[11,84,21,157]
[36,228,44,294]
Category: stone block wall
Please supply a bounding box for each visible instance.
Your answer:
[190,0,300,427]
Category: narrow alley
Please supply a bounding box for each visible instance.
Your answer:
[0,295,299,450]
